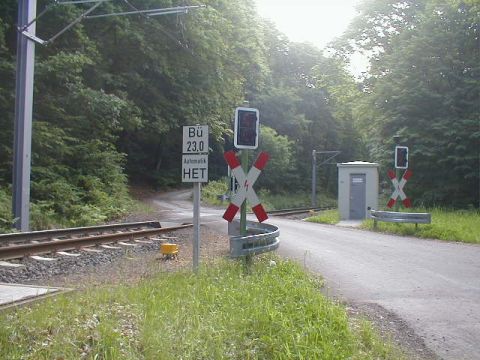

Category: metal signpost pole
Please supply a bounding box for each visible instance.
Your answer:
[13,0,37,231]
[192,182,200,272]
[394,172,400,211]
[240,150,248,236]
[240,149,251,268]
[182,125,208,273]
[231,106,259,268]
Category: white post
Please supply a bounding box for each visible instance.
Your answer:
[193,182,201,272]
[311,150,317,208]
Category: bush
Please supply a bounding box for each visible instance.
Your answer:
[201,179,228,206]
[0,187,13,232]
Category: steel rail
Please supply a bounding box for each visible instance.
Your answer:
[0,224,192,260]
[0,221,162,245]
[268,207,333,216]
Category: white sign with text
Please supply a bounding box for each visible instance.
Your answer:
[182,154,208,182]
[182,125,208,183]
[183,125,209,154]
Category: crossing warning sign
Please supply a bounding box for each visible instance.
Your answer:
[223,150,269,223]
[387,169,413,208]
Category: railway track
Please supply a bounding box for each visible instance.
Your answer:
[268,206,332,216]
[0,221,192,262]
[0,206,328,265]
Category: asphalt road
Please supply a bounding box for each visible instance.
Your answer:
[154,190,480,360]
[268,217,480,360]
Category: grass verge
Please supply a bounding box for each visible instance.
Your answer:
[306,209,341,225]
[362,208,480,244]
[0,256,402,359]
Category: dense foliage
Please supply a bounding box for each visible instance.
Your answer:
[0,0,477,229]
[334,0,479,207]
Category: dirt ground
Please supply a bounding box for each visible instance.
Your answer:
[38,226,229,289]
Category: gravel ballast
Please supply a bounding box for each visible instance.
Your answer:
[0,226,229,287]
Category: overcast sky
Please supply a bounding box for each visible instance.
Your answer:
[254,0,361,49]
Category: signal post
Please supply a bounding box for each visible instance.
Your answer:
[387,143,412,209]
[233,107,260,236]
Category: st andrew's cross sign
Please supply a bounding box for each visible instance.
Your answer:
[223,150,269,223]
[387,169,413,208]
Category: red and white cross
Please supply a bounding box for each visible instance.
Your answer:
[223,150,269,223]
[387,169,413,208]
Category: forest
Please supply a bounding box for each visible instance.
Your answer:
[0,0,478,230]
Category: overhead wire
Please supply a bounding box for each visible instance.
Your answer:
[116,0,249,86]
[121,0,193,52]
[27,0,248,81]
[31,0,251,103]
[117,1,251,79]
[111,1,244,106]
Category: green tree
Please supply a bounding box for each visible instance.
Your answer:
[253,28,364,194]
[0,0,377,229]
[254,125,294,192]
[338,0,479,207]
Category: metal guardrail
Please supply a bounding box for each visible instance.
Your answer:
[369,210,431,228]
[230,221,280,258]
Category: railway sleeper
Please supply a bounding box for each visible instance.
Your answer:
[0,260,25,269]
[100,244,121,250]
[118,241,137,247]
[30,255,57,262]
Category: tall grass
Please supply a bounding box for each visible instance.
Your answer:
[363,208,480,243]
[306,209,341,225]
[0,257,402,359]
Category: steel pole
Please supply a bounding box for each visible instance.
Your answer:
[393,136,400,212]
[311,150,317,207]
[193,182,200,272]
[13,0,37,231]
[239,150,252,268]
[240,150,248,236]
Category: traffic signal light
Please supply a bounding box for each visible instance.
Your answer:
[395,146,409,169]
[234,107,259,149]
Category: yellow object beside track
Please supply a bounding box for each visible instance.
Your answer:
[161,243,179,258]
